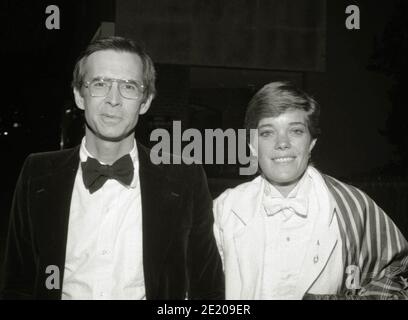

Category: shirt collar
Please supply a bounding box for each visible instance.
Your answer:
[263,171,311,220]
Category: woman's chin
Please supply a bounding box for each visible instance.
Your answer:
[264,172,302,187]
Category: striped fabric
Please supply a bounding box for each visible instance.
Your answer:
[323,174,408,299]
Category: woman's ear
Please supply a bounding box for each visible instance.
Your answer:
[309,138,317,153]
[249,143,258,157]
[73,88,85,110]
[248,131,258,157]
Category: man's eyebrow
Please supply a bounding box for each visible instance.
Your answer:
[90,76,138,82]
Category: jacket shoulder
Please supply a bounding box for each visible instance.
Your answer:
[321,173,380,218]
[214,176,261,204]
[213,176,262,225]
[23,146,79,178]
[28,147,79,162]
[323,173,369,201]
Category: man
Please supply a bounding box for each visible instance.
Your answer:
[0,36,224,299]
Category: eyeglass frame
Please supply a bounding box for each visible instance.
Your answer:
[82,77,146,100]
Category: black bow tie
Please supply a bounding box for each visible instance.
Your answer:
[81,154,134,194]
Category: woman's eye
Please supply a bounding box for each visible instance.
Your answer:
[291,128,304,135]
[259,131,273,137]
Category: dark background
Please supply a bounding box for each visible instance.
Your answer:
[1,0,408,261]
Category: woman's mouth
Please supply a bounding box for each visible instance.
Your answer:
[272,156,296,163]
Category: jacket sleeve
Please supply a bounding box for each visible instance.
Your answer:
[186,165,225,300]
[0,156,38,299]
[213,189,233,272]
[356,197,408,299]
[305,184,408,300]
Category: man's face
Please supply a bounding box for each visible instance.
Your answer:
[252,109,316,190]
[74,50,152,142]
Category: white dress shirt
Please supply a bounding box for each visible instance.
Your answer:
[62,138,145,300]
[261,167,344,299]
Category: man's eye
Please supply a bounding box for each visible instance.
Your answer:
[123,84,137,91]
[93,82,108,88]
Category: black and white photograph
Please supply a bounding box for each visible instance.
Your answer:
[1,0,407,306]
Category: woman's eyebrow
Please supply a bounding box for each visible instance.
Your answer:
[258,124,274,129]
[289,122,307,126]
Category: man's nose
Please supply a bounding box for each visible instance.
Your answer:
[275,133,291,150]
[106,82,122,106]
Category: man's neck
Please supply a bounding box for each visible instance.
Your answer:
[85,132,135,165]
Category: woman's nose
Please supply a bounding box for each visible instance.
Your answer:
[275,134,291,150]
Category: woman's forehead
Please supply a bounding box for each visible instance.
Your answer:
[258,109,309,127]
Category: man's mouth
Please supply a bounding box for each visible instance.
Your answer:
[101,114,122,124]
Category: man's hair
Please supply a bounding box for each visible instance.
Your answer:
[72,36,156,100]
[244,81,321,139]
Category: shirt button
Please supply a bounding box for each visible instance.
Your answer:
[101,250,108,255]
[286,237,290,242]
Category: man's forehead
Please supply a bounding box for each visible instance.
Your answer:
[82,49,142,78]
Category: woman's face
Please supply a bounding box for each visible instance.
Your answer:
[252,109,316,194]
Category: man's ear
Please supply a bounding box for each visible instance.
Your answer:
[73,88,85,110]
[139,94,153,115]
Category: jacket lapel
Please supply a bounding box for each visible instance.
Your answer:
[30,146,80,298]
[137,143,182,299]
[230,176,266,299]
[294,170,340,298]
[294,216,338,298]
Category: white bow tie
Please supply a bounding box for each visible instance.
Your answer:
[263,196,309,218]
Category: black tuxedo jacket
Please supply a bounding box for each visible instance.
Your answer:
[0,143,224,299]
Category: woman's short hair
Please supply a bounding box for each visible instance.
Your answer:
[244,81,321,139]
[72,36,156,100]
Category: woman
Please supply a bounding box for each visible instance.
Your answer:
[213,82,408,300]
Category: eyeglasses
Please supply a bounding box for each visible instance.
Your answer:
[83,78,145,100]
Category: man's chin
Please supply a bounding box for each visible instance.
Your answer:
[85,121,136,142]
[95,131,134,142]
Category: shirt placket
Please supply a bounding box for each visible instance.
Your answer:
[93,181,119,299]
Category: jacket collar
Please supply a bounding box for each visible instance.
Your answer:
[231,176,265,226]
